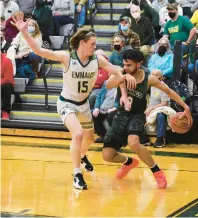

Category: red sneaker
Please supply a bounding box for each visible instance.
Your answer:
[154,170,167,189]
[116,158,139,180]
[1,111,10,120]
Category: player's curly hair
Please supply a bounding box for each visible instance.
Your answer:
[123,49,145,63]
[70,28,96,50]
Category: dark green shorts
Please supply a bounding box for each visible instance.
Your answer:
[103,113,146,151]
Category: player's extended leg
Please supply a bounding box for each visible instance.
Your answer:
[128,134,167,189]
[81,128,94,172]
[64,113,87,190]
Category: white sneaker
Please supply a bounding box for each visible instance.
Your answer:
[73,173,88,190]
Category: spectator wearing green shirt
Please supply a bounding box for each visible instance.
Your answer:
[163,2,196,66]
[163,3,196,47]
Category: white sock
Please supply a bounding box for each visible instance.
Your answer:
[123,156,128,164]
[74,168,82,175]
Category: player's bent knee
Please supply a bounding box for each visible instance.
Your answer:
[102,147,115,162]
[128,135,140,152]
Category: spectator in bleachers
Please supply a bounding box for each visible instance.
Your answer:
[75,0,88,28]
[121,0,160,39]
[191,10,198,28]
[89,49,109,110]
[129,4,154,59]
[110,34,127,66]
[145,70,170,148]
[33,0,53,49]
[176,0,196,18]
[52,0,75,35]
[4,10,24,43]
[7,19,42,78]
[0,0,19,20]
[148,38,173,79]
[152,0,168,12]
[1,26,10,53]
[13,0,36,15]
[117,16,140,49]
[159,0,183,35]
[163,3,196,51]
[191,2,198,14]
[92,80,118,143]
[1,53,15,120]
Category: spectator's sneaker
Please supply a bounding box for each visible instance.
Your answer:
[116,158,139,180]
[1,111,10,120]
[153,170,167,189]
[94,136,104,143]
[153,137,165,148]
[81,155,94,172]
[73,173,88,190]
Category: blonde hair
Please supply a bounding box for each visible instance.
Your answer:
[70,28,96,50]
[12,10,24,19]
[155,37,172,53]
[28,19,41,38]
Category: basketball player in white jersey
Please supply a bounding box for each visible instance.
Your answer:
[11,17,133,190]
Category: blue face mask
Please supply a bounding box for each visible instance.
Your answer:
[120,25,128,32]
[27,26,35,33]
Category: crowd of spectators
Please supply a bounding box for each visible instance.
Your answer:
[1,0,198,147]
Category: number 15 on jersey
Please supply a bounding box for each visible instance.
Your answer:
[78,81,88,93]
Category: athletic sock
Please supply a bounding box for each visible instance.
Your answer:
[124,157,133,165]
[74,168,82,175]
[150,164,161,173]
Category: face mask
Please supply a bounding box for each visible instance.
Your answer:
[168,12,176,19]
[132,12,140,19]
[114,44,121,51]
[120,25,129,32]
[158,45,167,56]
[27,26,35,33]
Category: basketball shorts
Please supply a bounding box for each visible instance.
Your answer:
[103,113,146,151]
[57,96,93,129]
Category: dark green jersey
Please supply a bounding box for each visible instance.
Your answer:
[117,71,149,115]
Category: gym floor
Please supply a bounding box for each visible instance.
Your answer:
[1,135,198,217]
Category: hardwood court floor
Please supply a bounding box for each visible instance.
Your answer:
[1,136,198,217]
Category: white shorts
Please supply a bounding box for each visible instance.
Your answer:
[57,97,93,129]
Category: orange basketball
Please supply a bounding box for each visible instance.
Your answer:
[170,112,192,134]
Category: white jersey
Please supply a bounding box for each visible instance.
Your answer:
[60,51,99,102]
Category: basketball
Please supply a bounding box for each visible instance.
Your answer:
[170,112,192,134]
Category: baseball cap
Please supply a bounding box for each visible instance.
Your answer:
[120,16,131,25]
[166,2,178,10]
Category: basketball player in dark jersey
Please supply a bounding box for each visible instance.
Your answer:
[102,49,193,189]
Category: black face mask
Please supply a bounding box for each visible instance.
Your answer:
[158,45,167,56]
[168,12,176,19]
[114,44,121,51]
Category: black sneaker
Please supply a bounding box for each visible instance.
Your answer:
[81,155,94,172]
[73,173,87,190]
[94,136,104,143]
[153,137,166,148]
